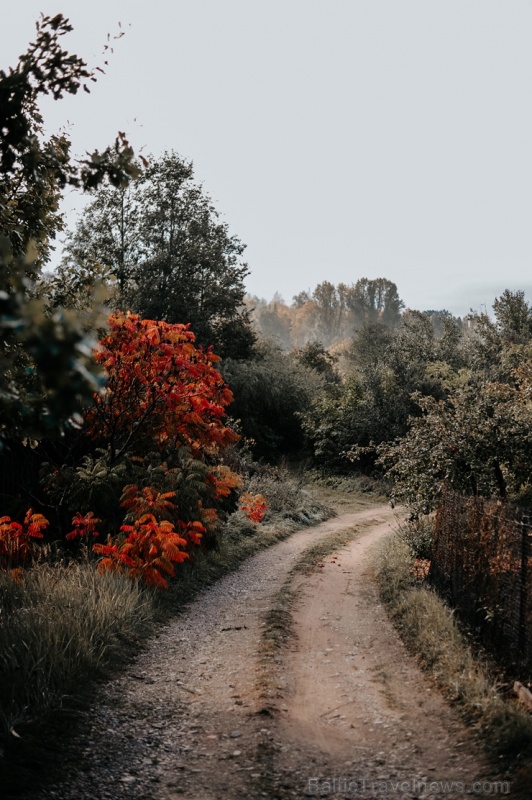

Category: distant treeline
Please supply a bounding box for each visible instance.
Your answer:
[245,278,460,349]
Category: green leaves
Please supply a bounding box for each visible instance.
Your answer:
[0,14,140,439]
[378,377,532,515]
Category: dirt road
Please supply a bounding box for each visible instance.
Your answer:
[22,502,492,799]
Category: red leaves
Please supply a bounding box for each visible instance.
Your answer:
[93,512,190,589]
[120,485,176,517]
[80,312,243,589]
[85,312,238,459]
[0,510,49,572]
[240,493,268,524]
[91,484,207,589]
[66,511,101,541]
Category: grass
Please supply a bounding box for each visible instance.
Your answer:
[376,530,532,796]
[0,563,154,736]
[306,470,389,514]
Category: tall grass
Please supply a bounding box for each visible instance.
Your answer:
[0,563,156,735]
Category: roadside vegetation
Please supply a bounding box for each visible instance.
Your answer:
[376,522,532,794]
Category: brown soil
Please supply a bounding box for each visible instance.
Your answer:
[19,500,493,800]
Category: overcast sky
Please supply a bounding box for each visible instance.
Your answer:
[3,1,532,316]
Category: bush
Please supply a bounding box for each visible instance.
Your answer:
[396,516,435,560]
[221,338,325,458]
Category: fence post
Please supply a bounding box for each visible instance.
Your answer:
[518,517,529,661]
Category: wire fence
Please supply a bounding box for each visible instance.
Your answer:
[430,487,532,678]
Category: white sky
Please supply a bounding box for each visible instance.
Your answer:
[3,1,532,316]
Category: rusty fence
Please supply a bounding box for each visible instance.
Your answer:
[430,487,532,677]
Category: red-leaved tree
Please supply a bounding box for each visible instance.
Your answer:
[77,312,242,587]
[85,311,238,462]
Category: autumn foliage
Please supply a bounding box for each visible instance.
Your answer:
[85,312,238,461]
[66,512,101,542]
[240,493,268,524]
[81,313,243,587]
[0,510,49,576]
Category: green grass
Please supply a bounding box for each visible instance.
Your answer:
[376,531,532,796]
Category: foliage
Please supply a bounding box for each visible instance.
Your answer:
[293,340,339,384]
[240,493,267,524]
[85,311,238,463]
[0,509,48,573]
[57,152,255,358]
[247,278,404,350]
[302,311,456,472]
[378,372,532,515]
[34,312,243,586]
[345,277,404,326]
[93,514,191,590]
[66,511,101,542]
[221,337,325,457]
[0,14,139,438]
[464,290,532,379]
[396,516,435,560]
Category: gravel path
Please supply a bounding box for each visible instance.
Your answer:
[17,502,492,800]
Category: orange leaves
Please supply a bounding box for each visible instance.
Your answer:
[181,519,206,546]
[85,312,238,460]
[240,493,268,524]
[209,465,243,499]
[90,483,207,589]
[120,485,176,518]
[79,312,243,588]
[0,510,49,571]
[93,512,190,589]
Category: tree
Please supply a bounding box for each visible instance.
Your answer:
[221,338,325,457]
[246,295,293,348]
[86,312,238,464]
[59,152,255,359]
[346,277,404,327]
[39,312,242,550]
[51,183,142,306]
[493,290,532,343]
[465,290,532,378]
[301,310,451,472]
[377,375,532,515]
[293,340,339,384]
[312,281,343,342]
[0,14,139,436]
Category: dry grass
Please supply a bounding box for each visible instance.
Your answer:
[376,531,532,792]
